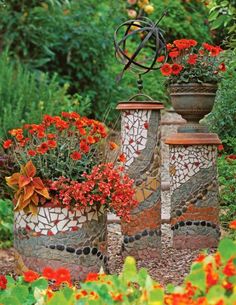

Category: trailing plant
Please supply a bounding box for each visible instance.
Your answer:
[159,39,226,84]
[0,199,13,249]
[0,228,236,304]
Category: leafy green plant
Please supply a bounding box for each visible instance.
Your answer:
[0,199,13,249]
[1,236,236,304]
[218,155,236,238]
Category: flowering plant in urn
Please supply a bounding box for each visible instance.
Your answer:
[159,39,226,84]
[3,112,137,220]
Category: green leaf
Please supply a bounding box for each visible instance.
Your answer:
[211,15,227,30]
[218,238,236,262]
[0,296,21,305]
[11,285,29,303]
[166,283,175,294]
[5,276,15,287]
[186,270,206,292]
[206,285,225,302]
[149,288,164,304]
[31,278,48,291]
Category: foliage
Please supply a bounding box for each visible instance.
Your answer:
[160,39,226,84]
[126,0,155,18]
[0,51,92,139]
[218,154,236,239]
[1,235,236,304]
[0,199,13,249]
[208,0,236,49]
[206,53,236,140]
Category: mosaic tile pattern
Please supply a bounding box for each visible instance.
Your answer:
[169,144,220,249]
[14,207,101,236]
[14,206,108,280]
[120,108,162,260]
[121,109,151,168]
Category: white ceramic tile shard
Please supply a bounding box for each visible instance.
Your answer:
[170,145,217,191]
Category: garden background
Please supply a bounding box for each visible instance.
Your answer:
[0,0,235,296]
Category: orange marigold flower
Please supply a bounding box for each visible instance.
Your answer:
[118,153,126,163]
[42,267,55,280]
[23,270,39,283]
[206,263,219,288]
[229,220,236,229]
[109,141,118,150]
[171,63,183,75]
[87,136,95,144]
[111,293,123,302]
[70,151,82,161]
[54,268,71,286]
[3,139,12,149]
[160,63,172,76]
[27,150,37,157]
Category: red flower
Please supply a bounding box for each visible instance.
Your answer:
[171,63,183,75]
[205,263,219,288]
[80,140,90,153]
[85,273,99,282]
[3,139,12,149]
[219,63,226,72]
[160,63,172,76]
[144,122,149,129]
[87,136,95,144]
[47,140,57,148]
[195,253,206,263]
[156,55,165,62]
[223,258,236,277]
[27,150,37,157]
[23,270,40,283]
[70,151,82,160]
[42,267,55,280]
[118,153,126,163]
[0,275,7,290]
[187,54,198,65]
[37,142,49,154]
[217,144,224,151]
[210,46,221,57]
[47,133,56,139]
[227,154,236,160]
[54,268,71,285]
[169,51,179,58]
[229,220,236,229]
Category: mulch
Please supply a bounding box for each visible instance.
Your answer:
[0,223,216,287]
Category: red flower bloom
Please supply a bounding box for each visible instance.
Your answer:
[42,267,55,280]
[23,270,40,283]
[0,275,7,290]
[187,54,198,65]
[27,150,37,157]
[70,151,82,160]
[47,133,56,139]
[217,144,224,151]
[171,63,183,75]
[109,142,118,150]
[205,263,219,288]
[169,51,179,58]
[80,140,90,153]
[160,63,172,76]
[3,139,12,149]
[87,136,95,144]
[54,268,71,286]
[85,273,99,282]
[118,153,126,163]
[210,46,221,57]
[219,63,226,72]
[223,258,236,277]
[156,55,165,62]
[47,140,57,149]
[144,122,149,129]
[37,142,49,154]
[227,154,236,160]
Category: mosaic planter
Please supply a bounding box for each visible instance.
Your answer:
[14,205,107,280]
[117,101,164,260]
[166,133,221,250]
[169,83,217,133]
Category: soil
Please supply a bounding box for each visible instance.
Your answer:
[0,223,216,287]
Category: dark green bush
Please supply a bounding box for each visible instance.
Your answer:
[0,199,13,249]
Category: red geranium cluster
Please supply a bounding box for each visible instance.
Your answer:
[158,39,226,84]
[46,163,138,221]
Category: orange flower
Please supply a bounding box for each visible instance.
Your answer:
[111,293,123,302]
[85,273,99,282]
[54,268,71,286]
[47,140,57,149]
[42,267,55,280]
[70,151,82,161]
[195,253,206,263]
[87,136,95,144]
[109,142,118,150]
[205,263,219,288]
[229,220,236,229]
[223,258,236,277]
[3,139,12,149]
[118,153,126,163]
[23,270,39,283]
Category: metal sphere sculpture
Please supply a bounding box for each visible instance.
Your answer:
[114,14,167,84]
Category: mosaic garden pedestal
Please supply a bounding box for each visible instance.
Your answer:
[117,101,163,260]
[14,205,107,280]
[166,133,221,249]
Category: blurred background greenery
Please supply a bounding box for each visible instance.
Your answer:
[0,0,235,246]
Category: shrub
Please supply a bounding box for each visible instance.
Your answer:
[0,236,236,304]
[0,51,92,139]
[0,199,13,249]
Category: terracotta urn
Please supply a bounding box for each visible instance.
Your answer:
[14,205,107,280]
[169,83,217,133]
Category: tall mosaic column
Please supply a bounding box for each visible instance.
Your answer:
[117,101,164,260]
[165,133,221,249]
